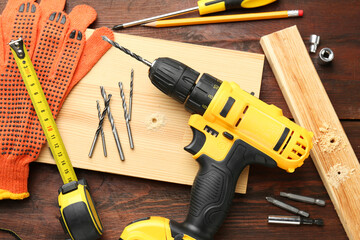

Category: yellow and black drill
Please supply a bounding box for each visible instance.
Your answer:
[102,36,313,240]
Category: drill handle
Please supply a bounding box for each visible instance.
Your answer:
[178,136,276,240]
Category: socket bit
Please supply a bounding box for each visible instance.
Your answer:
[266,197,310,217]
[268,215,324,226]
[309,34,320,53]
[280,192,326,206]
[317,48,334,65]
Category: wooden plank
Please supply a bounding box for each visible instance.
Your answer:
[36,29,265,194]
[260,25,360,240]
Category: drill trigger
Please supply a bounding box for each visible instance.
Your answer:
[184,127,206,155]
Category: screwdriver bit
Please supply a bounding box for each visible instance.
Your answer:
[268,215,324,226]
[266,197,310,217]
[280,192,326,206]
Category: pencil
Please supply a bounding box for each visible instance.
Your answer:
[143,10,303,28]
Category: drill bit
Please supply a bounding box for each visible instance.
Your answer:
[119,82,134,149]
[268,215,324,226]
[280,192,326,207]
[97,100,107,157]
[89,95,111,158]
[100,86,125,161]
[129,69,134,121]
[101,36,152,67]
[266,197,310,217]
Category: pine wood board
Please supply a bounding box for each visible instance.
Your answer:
[36,29,265,194]
[260,26,360,239]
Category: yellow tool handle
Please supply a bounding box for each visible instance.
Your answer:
[9,38,77,184]
[197,0,277,15]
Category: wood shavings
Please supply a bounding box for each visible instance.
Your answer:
[326,163,355,188]
[317,123,343,153]
[145,113,166,130]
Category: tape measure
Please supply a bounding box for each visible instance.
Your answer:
[9,38,103,240]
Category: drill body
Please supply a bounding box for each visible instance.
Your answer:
[119,57,313,240]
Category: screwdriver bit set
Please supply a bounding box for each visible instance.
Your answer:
[267,192,325,226]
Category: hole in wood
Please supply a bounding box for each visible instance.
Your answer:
[330,138,336,143]
[338,171,341,175]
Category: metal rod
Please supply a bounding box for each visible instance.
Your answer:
[89,95,111,158]
[119,82,134,149]
[100,86,125,160]
[268,215,324,226]
[97,100,107,157]
[102,36,152,67]
[266,197,310,217]
[280,192,326,206]
[129,69,134,121]
[112,6,199,29]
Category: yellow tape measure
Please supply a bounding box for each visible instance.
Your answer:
[9,38,76,184]
[9,38,103,240]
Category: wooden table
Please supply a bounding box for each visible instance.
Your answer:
[0,0,359,239]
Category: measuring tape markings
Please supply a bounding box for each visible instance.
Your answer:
[9,38,77,184]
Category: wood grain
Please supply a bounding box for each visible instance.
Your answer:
[35,30,264,193]
[260,25,360,240]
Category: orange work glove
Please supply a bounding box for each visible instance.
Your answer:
[0,0,114,200]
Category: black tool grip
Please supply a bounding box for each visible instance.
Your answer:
[171,138,277,240]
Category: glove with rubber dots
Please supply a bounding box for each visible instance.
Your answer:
[0,0,114,200]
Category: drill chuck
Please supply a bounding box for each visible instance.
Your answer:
[150,58,222,115]
[149,58,199,104]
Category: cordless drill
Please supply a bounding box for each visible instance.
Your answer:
[102,37,313,240]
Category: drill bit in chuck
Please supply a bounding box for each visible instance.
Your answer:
[89,95,111,158]
[266,197,310,217]
[101,36,152,67]
[100,86,125,161]
[119,81,134,149]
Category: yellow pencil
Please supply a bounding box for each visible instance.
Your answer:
[143,10,303,28]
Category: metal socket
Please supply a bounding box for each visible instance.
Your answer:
[318,48,334,65]
[309,34,320,53]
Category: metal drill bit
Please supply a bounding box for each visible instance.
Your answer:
[129,69,134,121]
[100,86,125,161]
[268,215,324,226]
[266,197,310,217]
[119,82,134,149]
[101,36,152,67]
[89,95,111,158]
[97,100,107,157]
[280,192,326,206]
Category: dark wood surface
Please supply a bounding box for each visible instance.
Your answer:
[0,0,359,239]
